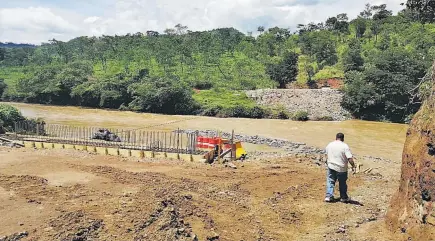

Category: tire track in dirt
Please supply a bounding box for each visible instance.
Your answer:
[66,162,324,240]
[0,173,119,240]
[67,164,258,240]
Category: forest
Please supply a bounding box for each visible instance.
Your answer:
[1,0,435,123]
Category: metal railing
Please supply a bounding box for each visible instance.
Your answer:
[12,121,200,154]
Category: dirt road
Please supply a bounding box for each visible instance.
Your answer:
[0,147,409,241]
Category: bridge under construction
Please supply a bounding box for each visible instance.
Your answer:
[2,121,246,163]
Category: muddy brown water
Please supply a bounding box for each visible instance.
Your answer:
[5,102,409,161]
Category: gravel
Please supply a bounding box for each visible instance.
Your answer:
[0,231,28,241]
[246,89,351,121]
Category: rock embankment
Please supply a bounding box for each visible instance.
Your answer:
[245,89,351,121]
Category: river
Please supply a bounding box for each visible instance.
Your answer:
[5,102,409,162]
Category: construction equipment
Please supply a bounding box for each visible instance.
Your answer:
[92,129,121,142]
[234,141,247,160]
[202,137,247,163]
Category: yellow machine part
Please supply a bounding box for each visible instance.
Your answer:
[235,141,247,159]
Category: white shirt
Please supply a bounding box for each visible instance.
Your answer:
[325,140,353,173]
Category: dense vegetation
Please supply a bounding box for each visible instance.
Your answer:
[0,104,25,132]
[1,1,435,122]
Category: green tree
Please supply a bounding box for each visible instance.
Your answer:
[326,14,350,40]
[359,3,373,19]
[342,71,377,119]
[343,48,428,122]
[0,104,25,128]
[0,48,5,61]
[352,17,367,38]
[16,66,60,103]
[266,52,299,88]
[406,0,435,23]
[128,77,198,114]
[257,26,265,35]
[49,39,72,63]
[342,39,364,72]
[372,4,393,21]
[0,78,6,98]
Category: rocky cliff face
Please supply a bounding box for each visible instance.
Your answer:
[245,89,351,121]
[387,86,435,239]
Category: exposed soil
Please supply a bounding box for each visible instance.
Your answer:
[387,99,435,240]
[0,147,412,241]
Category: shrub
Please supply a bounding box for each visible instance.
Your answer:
[312,66,345,81]
[291,111,309,121]
[212,105,268,119]
[118,104,129,111]
[193,80,214,90]
[0,104,25,127]
[230,106,250,117]
[268,105,290,119]
[0,78,6,99]
[250,106,268,119]
[314,116,334,121]
[201,106,223,116]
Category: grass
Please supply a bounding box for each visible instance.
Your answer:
[312,66,344,81]
[193,89,257,109]
[0,66,31,97]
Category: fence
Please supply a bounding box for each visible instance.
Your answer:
[12,121,201,154]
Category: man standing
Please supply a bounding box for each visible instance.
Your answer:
[324,133,356,203]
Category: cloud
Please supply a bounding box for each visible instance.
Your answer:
[84,16,101,24]
[86,0,405,35]
[0,0,404,44]
[0,7,82,43]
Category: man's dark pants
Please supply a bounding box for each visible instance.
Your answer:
[326,168,348,199]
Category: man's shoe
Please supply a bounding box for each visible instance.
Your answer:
[340,197,351,203]
[324,196,333,202]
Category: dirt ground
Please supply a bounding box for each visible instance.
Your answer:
[0,147,413,241]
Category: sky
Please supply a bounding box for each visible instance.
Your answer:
[0,0,404,44]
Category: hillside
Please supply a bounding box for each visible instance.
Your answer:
[1,2,435,122]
